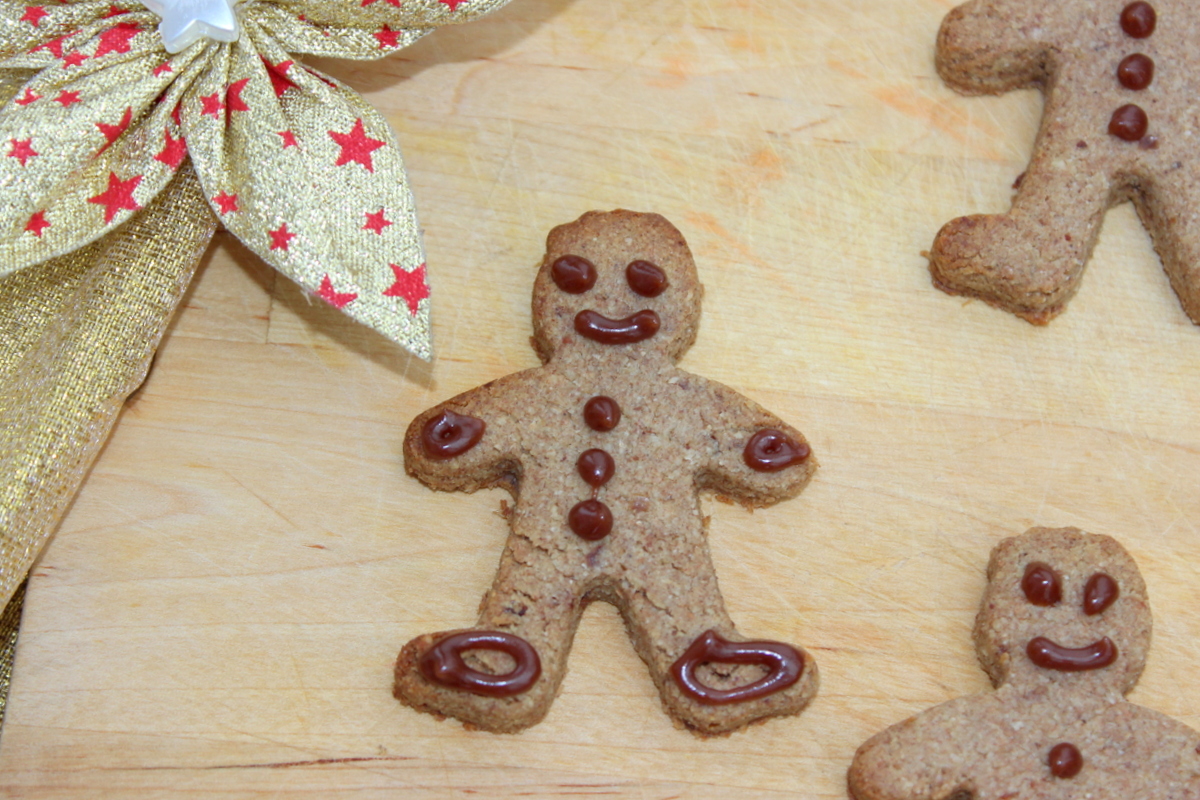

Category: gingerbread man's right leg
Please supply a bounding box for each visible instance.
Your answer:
[393,534,585,733]
[614,536,818,736]
[930,127,1114,323]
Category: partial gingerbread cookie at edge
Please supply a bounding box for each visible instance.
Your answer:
[393,210,819,735]
[849,527,1200,800]
[929,1,1200,325]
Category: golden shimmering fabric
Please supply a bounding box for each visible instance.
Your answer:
[0,581,26,727]
[0,164,217,611]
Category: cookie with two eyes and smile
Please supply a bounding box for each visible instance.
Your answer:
[393,210,819,735]
[849,527,1200,800]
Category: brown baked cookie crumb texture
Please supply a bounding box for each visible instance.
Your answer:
[929,1,1200,326]
[848,527,1200,800]
[393,210,819,735]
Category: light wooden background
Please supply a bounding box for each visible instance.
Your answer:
[4,0,1200,796]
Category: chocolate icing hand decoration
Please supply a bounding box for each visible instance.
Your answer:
[849,528,1200,799]
[0,0,509,359]
[394,211,819,735]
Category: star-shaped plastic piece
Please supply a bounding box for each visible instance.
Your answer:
[140,0,239,54]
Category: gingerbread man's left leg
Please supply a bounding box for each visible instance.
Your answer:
[930,121,1115,323]
[612,529,818,735]
[1136,164,1200,324]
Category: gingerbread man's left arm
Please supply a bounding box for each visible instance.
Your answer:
[936,0,1066,96]
[688,376,816,508]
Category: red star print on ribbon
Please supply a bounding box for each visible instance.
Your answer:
[200,92,224,118]
[94,21,139,58]
[269,223,296,251]
[375,25,399,48]
[21,6,48,26]
[24,211,49,237]
[262,58,297,97]
[14,89,40,106]
[87,172,142,223]
[328,118,384,172]
[8,139,38,166]
[96,106,132,154]
[154,129,187,169]
[383,262,429,314]
[363,209,391,234]
[54,90,80,107]
[212,192,238,214]
[316,274,358,308]
[226,78,250,113]
[276,130,298,148]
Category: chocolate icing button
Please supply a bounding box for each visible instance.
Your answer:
[1120,1,1156,39]
[568,498,613,540]
[574,309,660,344]
[1109,103,1149,141]
[1027,636,1118,671]
[421,410,485,459]
[1048,742,1084,779]
[582,395,621,432]
[577,448,615,488]
[670,630,804,705]
[743,428,810,472]
[418,631,541,697]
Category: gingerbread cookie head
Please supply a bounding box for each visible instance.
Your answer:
[974,527,1150,696]
[531,210,703,364]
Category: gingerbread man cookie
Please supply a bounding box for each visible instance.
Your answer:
[849,527,1200,800]
[930,1,1200,325]
[393,210,818,735]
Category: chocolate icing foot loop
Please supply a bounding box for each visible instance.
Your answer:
[419,631,541,697]
[671,630,804,705]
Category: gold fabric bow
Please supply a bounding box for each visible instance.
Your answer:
[0,0,510,636]
[1,0,512,358]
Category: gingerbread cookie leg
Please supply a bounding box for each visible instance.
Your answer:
[615,541,817,736]
[930,135,1113,323]
[1137,172,1200,323]
[394,539,584,733]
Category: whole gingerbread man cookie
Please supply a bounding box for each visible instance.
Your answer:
[849,527,1200,800]
[931,1,1200,325]
[393,210,818,735]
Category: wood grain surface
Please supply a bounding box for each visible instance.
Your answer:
[4,0,1200,796]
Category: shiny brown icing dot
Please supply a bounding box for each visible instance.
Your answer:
[1083,572,1119,615]
[1027,636,1118,671]
[626,260,668,297]
[1021,562,1061,606]
[577,448,615,488]
[1048,742,1084,779]
[743,429,810,472]
[569,499,613,540]
[1109,104,1148,141]
[583,396,621,431]
[1120,2,1156,38]
[421,410,485,459]
[670,630,804,705]
[418,631,541,697]
[551,255,597,294]
[1117,53,1154,90]
[575,309,660,344]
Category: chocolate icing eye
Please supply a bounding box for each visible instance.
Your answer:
[552,255,597,293]
[1022,562,1061,606]
[626,260,668,297]
[1083,573,1119,615]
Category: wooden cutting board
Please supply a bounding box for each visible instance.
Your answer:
[4,0,1200,796]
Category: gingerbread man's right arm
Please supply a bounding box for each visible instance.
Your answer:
[936,0,1062,96]
[403,371,539,497]
[848,697,985,800]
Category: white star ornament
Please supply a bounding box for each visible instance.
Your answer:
[140,0,239,53]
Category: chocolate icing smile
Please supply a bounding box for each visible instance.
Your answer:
[1027,636,1118,671]
[574,309,660,344]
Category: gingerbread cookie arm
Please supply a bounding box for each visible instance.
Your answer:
[402,370,541,496]
[936,0,1061,95]
[849,696,992,800]
[690,377,816,508]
